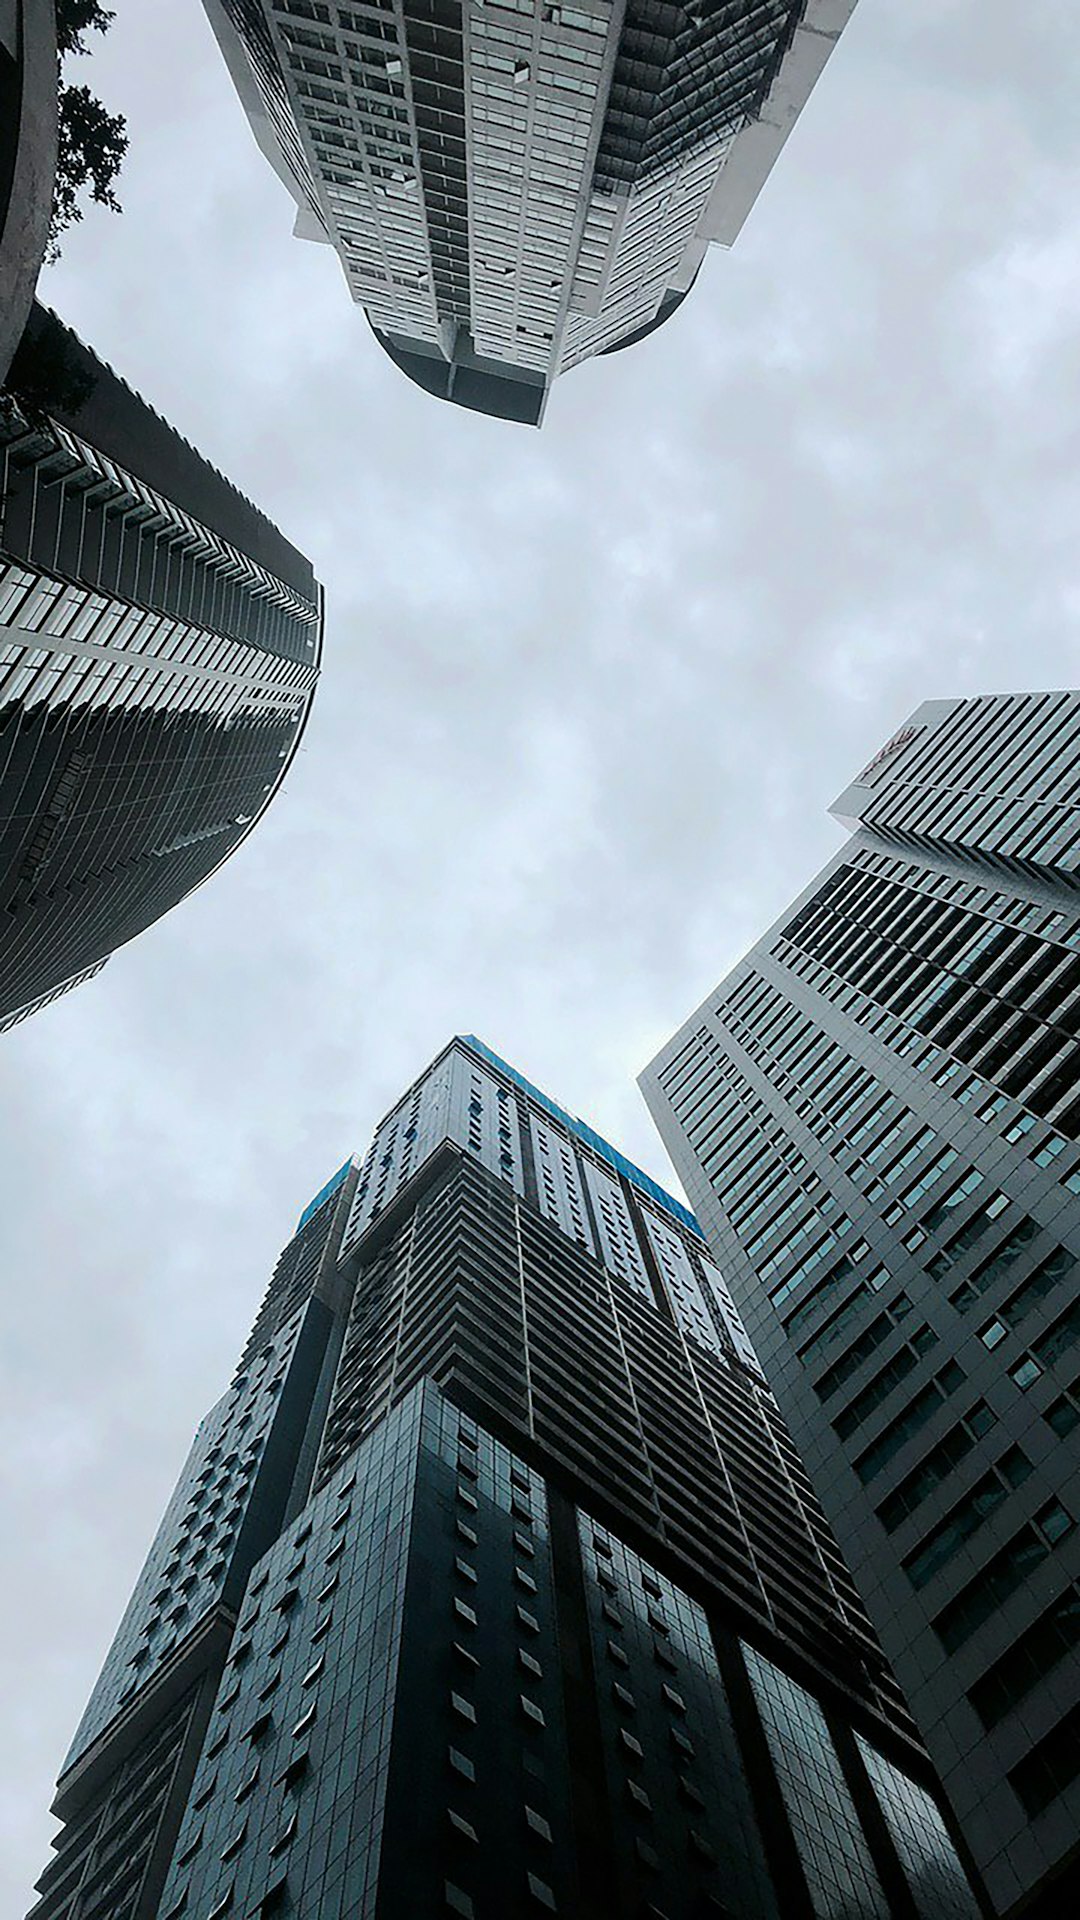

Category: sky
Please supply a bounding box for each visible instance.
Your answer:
[3,0,1080,1906]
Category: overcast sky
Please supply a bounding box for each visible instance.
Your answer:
[3,0,1080,1906]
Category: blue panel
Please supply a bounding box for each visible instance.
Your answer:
[297,1158,352,1230]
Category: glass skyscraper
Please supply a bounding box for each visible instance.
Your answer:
[643,690,1080,1919]
[0,304,322,1028]
[202,0,857,423]
[31,1036,980,1920]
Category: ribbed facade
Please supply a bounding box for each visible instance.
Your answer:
[32,1037,982,1920]
[642,691,1080,1919]
[202,0,857,423]
[0,305,322,1025]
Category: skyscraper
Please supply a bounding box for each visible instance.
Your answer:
[202,0,857,424]
[642,690,1080,1919]
[0,303,322,1027]
[31,1036,982,1920]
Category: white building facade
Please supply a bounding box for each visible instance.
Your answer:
[205,0,857,421]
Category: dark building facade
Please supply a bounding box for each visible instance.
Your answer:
[32,1037,982,1920]
[642,691,1080,1919]
[0,304,322,1024]
[202,0,857,423]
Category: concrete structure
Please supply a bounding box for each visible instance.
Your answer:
[0,304,322,1025]
[643,691,1080,1918]
[31,1037,981,1919]
[203,0,858,423]
[0,0,57,384]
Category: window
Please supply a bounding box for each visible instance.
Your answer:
[525,1806,553,1842]
[969,1588,1080,1729]
[856,1735,979,1916]
[448,1810,478,1843]
[1045,1390,1080,1437]
[269,1812,297,1856]
[449,1747,476,1783]
[278,1753,309,1791]
[902,1451,1030,1590]
[444,1883,475,1918]
[219,1812,245,1858]
[1036,1499,1073,1544]
[834,1332,936,1442]
[934,1524,1058,1652]
[451,1692,476,1724]
[176,1828,203,1868]
[854,1361,966,1484]
[743,1645,886,1915]
[1032,1294,1080,1370]
[1010,1699,1080,1815]
[948,1217,1041,1311]
[520,1696,545,1726]
[526,1874,556,1910]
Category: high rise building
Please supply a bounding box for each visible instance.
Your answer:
[202,0,857,424]
[0,303,322,1026]
[31,1036,982,1920]
[642,690,1080,1919]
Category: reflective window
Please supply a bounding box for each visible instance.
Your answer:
[856,1737,980,1918]
[742,1644,888,1918]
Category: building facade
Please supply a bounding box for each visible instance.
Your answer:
[32,1036,982,1920]
[203,0,857,424]
[642,690,1080,1918]
[0,303,322,1025]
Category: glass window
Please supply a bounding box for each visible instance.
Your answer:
[856,1737,980,1917]
[742,1645,888,1918]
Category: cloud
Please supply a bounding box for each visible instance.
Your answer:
[3,0,1080,1907]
